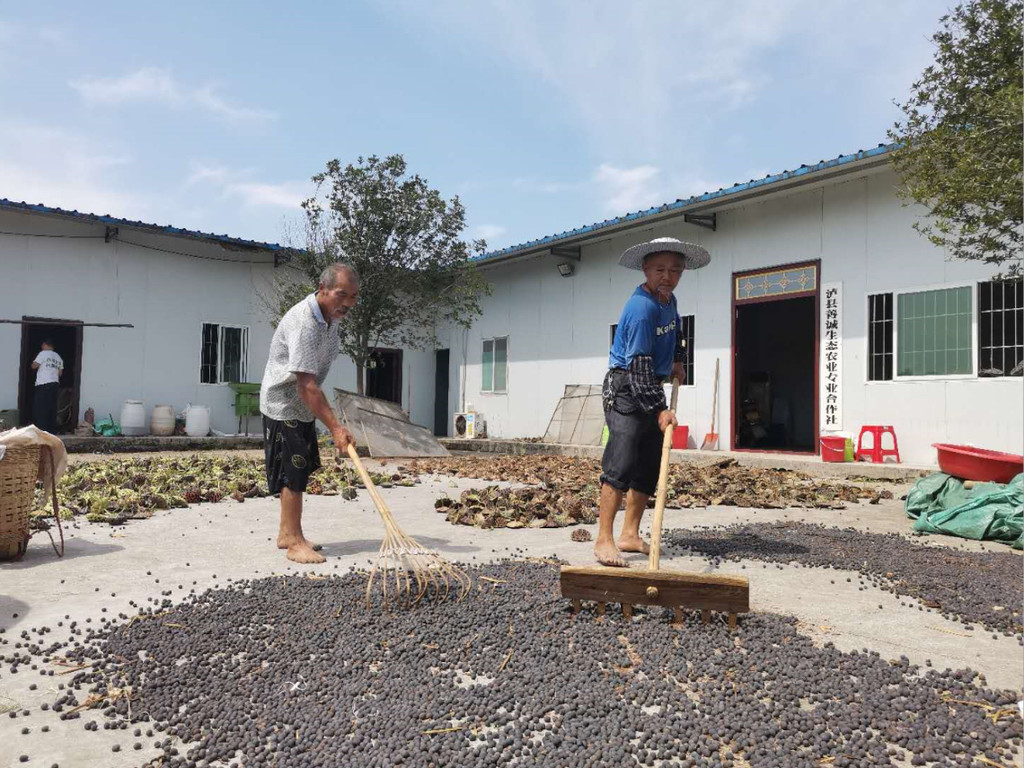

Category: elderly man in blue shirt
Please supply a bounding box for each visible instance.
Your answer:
[595,237,711,567]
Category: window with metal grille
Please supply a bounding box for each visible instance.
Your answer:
[979,278,1023,376]
[200,323,249,384]
[867,293,893,381]
[679,314,695,386]
[897,286,973,377]
[482,337,507,393]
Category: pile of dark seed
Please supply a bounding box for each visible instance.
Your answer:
[665,522,1024,637]
[4,563,1022,767]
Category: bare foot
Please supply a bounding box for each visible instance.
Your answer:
[286,542,326,564]
[617,535,650,555]
[277,533,322,551]
[594,540,628,567]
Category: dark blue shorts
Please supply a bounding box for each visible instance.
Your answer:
[600,370,661,497]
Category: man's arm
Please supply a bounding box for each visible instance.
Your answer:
[294,373,354,452]
[31,362,40,371]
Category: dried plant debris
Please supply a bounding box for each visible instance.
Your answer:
[570,528,593,542]
[435,487,595,529]
[665,522,1024,637]
[31,456,414,528]
[415,457,888,530]
[3,563,1021,767]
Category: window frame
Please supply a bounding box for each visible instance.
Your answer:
[865,292,894,382]
[864,282,978,383]
[481,335,508,394]
[978,277,1024,377]
[199,321,250,386]
[678,314,695,387]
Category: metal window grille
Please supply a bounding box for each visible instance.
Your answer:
[979,278,1024,376]
[680,314,695,386]
[200,323,219,384]
[201,323,249,384]
[867,293,893,381]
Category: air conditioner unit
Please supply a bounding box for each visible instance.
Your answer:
[453,412,477,438]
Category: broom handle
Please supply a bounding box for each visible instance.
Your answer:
[648,378,679,571]
[345,443,391,521]
[710,358,719,432]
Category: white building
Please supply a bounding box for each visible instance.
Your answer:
[430,144,1022,465]
[0,199,437,436]
[3,141,1021,466]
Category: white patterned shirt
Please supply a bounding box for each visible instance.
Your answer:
[259,294,341,422]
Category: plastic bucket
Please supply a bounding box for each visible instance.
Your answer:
[672,425,689,449]
[820,436,846,463]
[184,405,211,437]
[150,405,175,436]
[120,400,147,436]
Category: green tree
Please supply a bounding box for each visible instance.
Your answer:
[272,154,490,396]
[888,0,1023,275]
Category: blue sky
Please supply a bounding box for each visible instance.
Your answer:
[1,1,942,251]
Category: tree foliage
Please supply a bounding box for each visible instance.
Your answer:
[272,154,490,393]
[888,0,1023,275]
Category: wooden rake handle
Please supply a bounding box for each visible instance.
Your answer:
[648,378,679,571]
[345,443,390,520]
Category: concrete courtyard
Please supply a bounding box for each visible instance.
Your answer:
[1,454,1021,768]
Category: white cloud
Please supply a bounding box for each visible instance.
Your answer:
[0,120,144,218]
[71,67,276,122]
[472,224,506,242]
[185,162,306,210]
[594,164,662,213]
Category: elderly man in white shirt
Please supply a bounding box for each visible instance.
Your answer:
[259,263,358,564]
[31,339,64,433]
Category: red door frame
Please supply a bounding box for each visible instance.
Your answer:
[729,260,820,455]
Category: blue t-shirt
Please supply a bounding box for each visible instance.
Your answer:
[609,286,680,377]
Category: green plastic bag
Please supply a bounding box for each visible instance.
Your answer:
[93,414,121,437]
[905,472,1023,548]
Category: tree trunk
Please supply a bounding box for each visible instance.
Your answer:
[356,364,365,395]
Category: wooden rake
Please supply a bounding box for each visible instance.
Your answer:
[560,378,750,628]
[346,444,471,609]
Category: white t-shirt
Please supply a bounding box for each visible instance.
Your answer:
[33,350,64,386]
[259,294,341,422]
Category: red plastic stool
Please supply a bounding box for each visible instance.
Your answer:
[856,426,901,463]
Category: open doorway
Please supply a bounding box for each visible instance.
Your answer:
[433,349,450,436]
[366,348,403,405]
[732,263,818,453]
[18,318,83,434]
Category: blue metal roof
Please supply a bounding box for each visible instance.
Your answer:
[0,198,289,252]
[472,142,896,263]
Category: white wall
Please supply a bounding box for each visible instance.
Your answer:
[428,166,1022,465]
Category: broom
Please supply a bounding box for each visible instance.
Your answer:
[701,358,720,450]
[345,443,471,608]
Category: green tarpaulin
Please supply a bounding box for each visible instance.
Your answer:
[905,472,1023,548]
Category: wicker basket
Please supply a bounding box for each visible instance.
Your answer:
[0,444,40,561]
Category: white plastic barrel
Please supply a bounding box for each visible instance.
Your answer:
[120,400,147,436]
[150,405,175,436]
[184,405,211,437]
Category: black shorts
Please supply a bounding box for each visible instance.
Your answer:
[263,416,322,494]
[600,370,662,497]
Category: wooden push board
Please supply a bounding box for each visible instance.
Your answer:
[560,566,750,614]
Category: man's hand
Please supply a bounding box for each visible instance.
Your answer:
[657,409,677,433]
[331,426,355,454]
[671,362,686,386]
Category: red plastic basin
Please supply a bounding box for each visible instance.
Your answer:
[932,443,1024,484]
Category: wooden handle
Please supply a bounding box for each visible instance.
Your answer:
[709,358,720,432]
[346,443,389,516]
[648,378,679,571]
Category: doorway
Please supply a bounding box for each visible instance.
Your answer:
[18,318,83,434]
[732,262,819,453]
[366,348,403,405]
[433,349,450,436]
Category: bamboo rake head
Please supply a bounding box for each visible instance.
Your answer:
[365,515,471,608]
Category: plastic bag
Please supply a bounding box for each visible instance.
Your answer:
[93,414,121,437]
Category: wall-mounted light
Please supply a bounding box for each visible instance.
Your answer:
[557,262,575,277]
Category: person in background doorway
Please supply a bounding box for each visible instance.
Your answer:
[595,237,711,567]
[259,263,359,564]
[31,339,63,434]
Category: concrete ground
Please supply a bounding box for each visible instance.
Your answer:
[1,460,1021,768]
